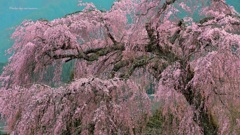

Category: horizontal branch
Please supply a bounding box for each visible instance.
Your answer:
[51,44,125,62]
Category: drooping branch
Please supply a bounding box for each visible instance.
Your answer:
[104,24,117,44]
[155,0,177,20]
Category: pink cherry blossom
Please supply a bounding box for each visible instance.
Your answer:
[1,0,240,134]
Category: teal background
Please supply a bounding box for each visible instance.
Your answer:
[0,0,115,63]
[0,0,239,63]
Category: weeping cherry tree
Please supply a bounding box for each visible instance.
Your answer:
[1,0,240,134]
